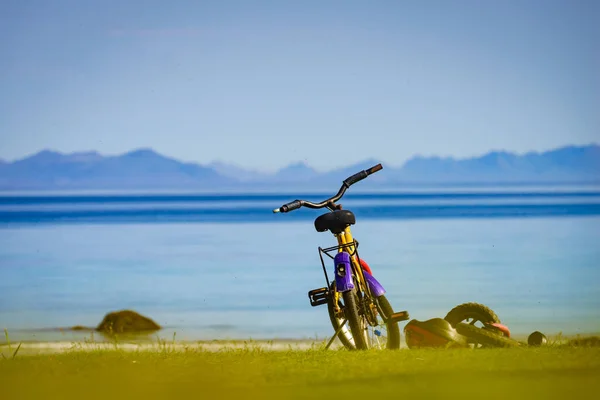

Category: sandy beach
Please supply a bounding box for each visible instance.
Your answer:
[0,338,345,356]
[5,331,599,357]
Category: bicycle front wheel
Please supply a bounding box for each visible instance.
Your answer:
[342,288,369,350]
[328,282,401,350]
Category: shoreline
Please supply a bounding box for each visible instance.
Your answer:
[3,332,599,356]
[0,338,342,355]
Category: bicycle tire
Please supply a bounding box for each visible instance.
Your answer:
[444,302,500,327]
[327,288,355,350]
[455,323,519,348]
[328,287,399,350]
[342,288,369,350]
[375,295,401,350]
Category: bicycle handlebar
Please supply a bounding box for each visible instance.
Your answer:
[343,163,383,187]
[272,163,383,213]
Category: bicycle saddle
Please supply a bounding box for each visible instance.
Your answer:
[314,209,356,234]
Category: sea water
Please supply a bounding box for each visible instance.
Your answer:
[0,189,599,342]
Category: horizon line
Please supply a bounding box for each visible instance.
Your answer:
[2,142,598,173]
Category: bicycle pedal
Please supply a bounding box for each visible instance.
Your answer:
[308,287,329,307]
[389,311,410,323]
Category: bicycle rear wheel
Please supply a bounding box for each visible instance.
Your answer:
[376,295,401,350]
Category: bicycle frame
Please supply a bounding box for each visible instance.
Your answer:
[335,227,366,292]
[318,225,386,306]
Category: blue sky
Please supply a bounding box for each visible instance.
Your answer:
[1,0,598,172]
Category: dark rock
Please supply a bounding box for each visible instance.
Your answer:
[95,310,161,334]
[70,325,93,331]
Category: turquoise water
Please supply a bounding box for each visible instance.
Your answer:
[0,191,599,342]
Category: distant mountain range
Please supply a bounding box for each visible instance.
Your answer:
[0,144,598,191]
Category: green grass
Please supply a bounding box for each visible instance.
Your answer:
[1,346,599,399]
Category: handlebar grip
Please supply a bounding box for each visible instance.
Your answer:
[366,163,383,175]
[277,199,302,213]
[343,164,383,187]
[343,170,368,187]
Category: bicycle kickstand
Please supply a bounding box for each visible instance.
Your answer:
[324,319,348,350]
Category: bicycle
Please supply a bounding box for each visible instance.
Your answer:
[273,163,409,350]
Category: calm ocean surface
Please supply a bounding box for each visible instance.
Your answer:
[1,188,599,342]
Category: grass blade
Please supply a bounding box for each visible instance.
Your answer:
[4,328,11,353]
[12,342,22,359]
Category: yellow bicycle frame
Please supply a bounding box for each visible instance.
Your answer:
[330,225,368,305]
